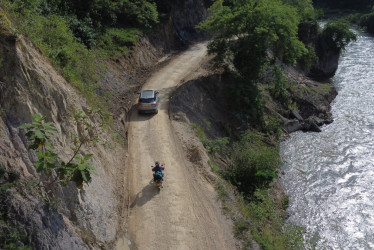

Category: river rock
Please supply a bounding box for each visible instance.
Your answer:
[291,109,304,121]
[284,119,302,133]
[302,118,322,132]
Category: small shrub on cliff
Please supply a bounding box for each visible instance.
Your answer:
[192,123,230,155]
[357,12,374,34]
[19,113,97,189]
[299,44,318,72]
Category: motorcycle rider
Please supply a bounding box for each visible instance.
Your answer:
[152,161,165,186]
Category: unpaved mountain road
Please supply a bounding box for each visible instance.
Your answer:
[125,43,237,250]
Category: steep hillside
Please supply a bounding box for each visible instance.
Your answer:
[0,24,127,248]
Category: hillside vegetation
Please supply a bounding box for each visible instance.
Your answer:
[0,0,176,108]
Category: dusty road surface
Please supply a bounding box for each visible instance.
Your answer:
[125,43,237,250]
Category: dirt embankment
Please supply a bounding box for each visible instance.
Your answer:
[170,65,337,140]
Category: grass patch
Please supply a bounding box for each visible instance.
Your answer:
[216,179,305,249]
[192,122,229,155]
[96,28,142,58]
[208,158,219,173]
[113,132,126,145]
[0,3,114,112]
[14,13,103,106]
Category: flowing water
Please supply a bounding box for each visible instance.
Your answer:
[280,30,374,249]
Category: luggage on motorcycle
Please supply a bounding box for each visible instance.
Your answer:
[155,171,163,180]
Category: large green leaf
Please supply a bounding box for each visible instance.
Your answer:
[43,122,57,133]
[18,123,34,129]
[34,130,46,139]
[84,154,93,161]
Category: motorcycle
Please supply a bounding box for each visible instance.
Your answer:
[151,164,165,189]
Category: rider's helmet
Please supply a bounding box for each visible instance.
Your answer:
[155,161,160,167]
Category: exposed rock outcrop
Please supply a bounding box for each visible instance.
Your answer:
[172,0,208,43]
[283,66,337,133]
[309,49,340,80]
[298,21,340,80]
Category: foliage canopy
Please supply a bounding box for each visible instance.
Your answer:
[198,0,309,125]
[318,19,356,54]
[199,0,307,80]
[226,130,281,194]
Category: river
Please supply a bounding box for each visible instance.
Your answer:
[280,30,374,249]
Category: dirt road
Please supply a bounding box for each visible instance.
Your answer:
[125,43,236,249]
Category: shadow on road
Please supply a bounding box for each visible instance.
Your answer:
[130,180,160,208]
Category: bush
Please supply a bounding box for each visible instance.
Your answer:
[121,0,159,28]
[298,44,318,72]
[227,73,264,126]
[269,67,292,109]
[248,189,304,250]
[192,122,229,155]
[226,131,280,194]
[318,19,356,54]
[68,15,97,49]
[359,12,374,34]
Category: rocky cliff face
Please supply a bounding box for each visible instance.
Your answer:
[172,0,208,43]
[298,22,340,80]
[0,26,127,249]
[309,46,340,80]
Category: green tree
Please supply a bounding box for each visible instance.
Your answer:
[226,131,281,195]
[318,19,356,54]
[198,0,307,124]
[283,0,315,21]
[199,0,307,79]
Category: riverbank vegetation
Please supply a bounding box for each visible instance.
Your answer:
[196,0,356,248]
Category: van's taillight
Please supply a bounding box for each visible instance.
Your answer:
[138,103,142,106]
[151,103,157,106]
